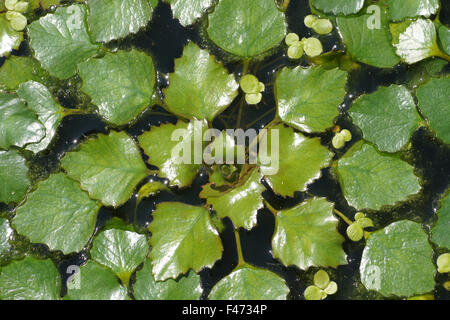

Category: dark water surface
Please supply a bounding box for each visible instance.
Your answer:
[0,0,449,300]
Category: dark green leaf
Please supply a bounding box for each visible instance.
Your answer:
[360,220,435,297]
[87,0,155,42]
[349,85,420,152]
[416,77,450,143]
[337,7,400,68]
[0,150,30,204]
[432,193,450,249]
[209,265,289,300]
[0,257,61,300]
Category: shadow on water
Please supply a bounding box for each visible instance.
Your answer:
[0,0,449,300]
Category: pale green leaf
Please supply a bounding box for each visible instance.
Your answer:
[393,19,442,64]
[0,150,30,204]
[78,50,156,126]
[17,81,64,153]
[200,168,264,230]
[360,220,435,297]
[336,142,421,210]
[91,228,149,286]
[163,42,238,122]
[349,85,420,153]
[432,193,450,249]
[64,261,129,300]
[209,265,289,300]
[87,0,154,42]
[149,202,223,281]
[207,0,287,58]
[262,125,333,197]
[13,173,100,254]
[165,0,215,26]
[134,259,202,300]
[337,7,400,68]
[0,92,45,149]
[0,218,13,259]
[138,119,207,188]
[61,131,149,208]
[275,66,347,133]
[388,0,439,21]
[272,197,347,270]
[0,256,61,300]
[0,56,43,91]
[28,4,100,79]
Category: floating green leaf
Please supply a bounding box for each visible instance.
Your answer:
[17,81,64,153]
[134,259,202,300]
[0,93,45,149]
[337,7,400,68]
[0,256,61,300]
[207,0,286,58]
[164,42,238,122]
[61,131,148,208]
[392,19,443,64]
[272,197,347,270]
[0,56,43,91]
[337,142,421,210]
[91,228,149,286]
[262,125,333,197]
[311,0,364,16]
[432,193,450,249]
[209,265,289,300]
[388,0,439,21]
[165,0,215,26]
[0,218,12,259]
[28,4,100,79]
[416,77,450,143]
[87,0,154,42]
[0,150,30,204]
[349,85,420,153]
[149,202,223,281]
[13,173,100,254]
[437,24,450,55]
[138,120,207,188]
[78,50,156,126]
[64,261,129,300]
[360,220,435,297]
[200,168,264,230]
[0,14,23,57]
[275,66,347,133]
